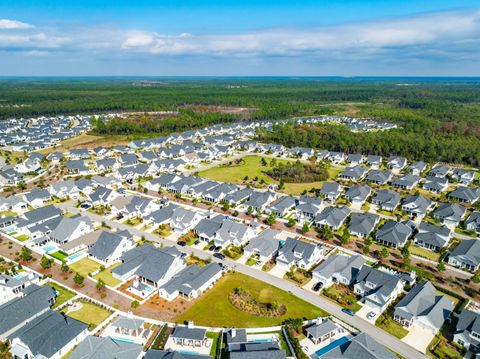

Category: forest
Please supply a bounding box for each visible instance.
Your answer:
[265,160,329,183]
[1,77,480,165]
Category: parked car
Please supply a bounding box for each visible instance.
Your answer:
[208,245,216,251]
[214,246,222,252]
[313,282,323,292]
[367,311,377,320]
[194,239,200,245]
[177,241,186,247]
[116,214,124,220]
[342,308,355,316]
[81,203,91,209]
[213,253,225,260]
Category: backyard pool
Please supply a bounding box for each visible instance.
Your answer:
[314,336,350,357]
[43,245,57,253]
[110,336,136,344]
[66,251,85,262]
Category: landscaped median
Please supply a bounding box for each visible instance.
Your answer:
[175,272,327,327]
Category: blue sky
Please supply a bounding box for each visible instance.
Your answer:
[1,0,480,76]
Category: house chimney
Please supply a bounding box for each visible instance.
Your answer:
[187,321,194,328]
[232,328,236,338]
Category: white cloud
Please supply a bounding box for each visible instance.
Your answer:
[0,19,34,29]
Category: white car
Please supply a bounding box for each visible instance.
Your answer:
[367,311,377,319]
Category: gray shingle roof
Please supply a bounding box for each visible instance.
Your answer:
[69,335,143,359]
[321,332,397,359]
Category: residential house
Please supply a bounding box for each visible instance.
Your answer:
[366,155,383,169]
[365,169,392,185]
[429,165,450,179]
[315,206,351,230]
[65,160,90,175]
[448,239,480,272]
[169,207,203,235]
[453,309,480,352]
[375,220,414,248]
[295,195,324,221]
[338,166,367,182]
[344,184,372,205]
[305,319,339,345]
[372,189,401,211]
[243,229,282,264]
[387,156,407,172]
[401,195,432,219]
[346,154,365,166]
[452,169,475,185]
[276,237,324,270]
[48,216,94,244]
[268,196,296,217]
[348,213,380,238]
[448,186,480,204]
[69,335,143,359]
[393,281,453,333]
[409,161,427,176]
[88,230,135,266]
[423,176,449,193]
[414,222,451,252]
[433,202,467,228]
[321,333,398,359]
[242,191,277,213]
[465,211,480,233]
[319,182,343,202]
[312,254,365,288]
[23,189,51,208]
[391,174,420,190]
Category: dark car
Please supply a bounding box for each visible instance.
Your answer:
[342,308,355,316]
[214,246,222,252]
[213,253,225,260]
[194,239,200,245]
[116,214,124,220]
[80,203,91,209]
[177,241,186,247]
[208,245,216,251]
[313,282,323,292]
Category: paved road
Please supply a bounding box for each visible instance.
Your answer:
[59,201,427,359]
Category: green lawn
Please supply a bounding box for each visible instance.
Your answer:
[410,245,440,262]
[69,257,102,277]
[50,250,69,262]
[375,312,409,339]
[175,272,327,327]
[93,263,122,287]
[198,155,344,195]
[62,299,113,330]
[206,332,220,357]
[0,210,17,217]
[15,234,30,242]
[47,282,76,309]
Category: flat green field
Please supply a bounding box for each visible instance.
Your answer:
[198,155,342,196]
[175,272,327,327]
[410,245,440,262]
[93,263,122,287]
[69,257,102,277]
[62,299,112,330]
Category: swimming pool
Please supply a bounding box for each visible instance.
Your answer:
[43,245,57,253]
[67,251,85,262]
[110,336,136,344]
[314,336,350,357]
[249,338,273,343]
[178,350,199,355]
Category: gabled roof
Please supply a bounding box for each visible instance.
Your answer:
[313,254,365,282]
[244,229,281,258]
[321,332,397,359]
[376,220,413,246]
[349,213,379,236]
[69,335,143,359]
[449,240,480,267]
[88,231,133,260]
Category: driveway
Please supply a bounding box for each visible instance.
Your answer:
[356,304,380,324]
[402,325,434,353]
[268,265,288,278]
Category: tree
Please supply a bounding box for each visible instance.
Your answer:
[471,272,480,284]
[301,223,310,234]
[61,262,70,273]
[362,245,370,254]
[17,181,26,190]
[437,262,446,272]
[247,206,254,215]
[340,228,350,244]
[260,157,267,167]
[287,218,297,228]
[40,256,53,269]
[266,213,277,225]
[131,300,140,308]
[380,247,389,259]
[96,278,106,291]
[21,247,32,262]
[322,226,334,241]
[73,272,84,285]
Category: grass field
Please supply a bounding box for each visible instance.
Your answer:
[410,245,440,262]
[198,155,343,196]
[62,299,112,330]
[175,272,327,327]
[49,250,69,262]
[38,133,131,154]
[48,282,76,309]
[69,257,102,277]
[93,263,122,287]
[14,234,30,242]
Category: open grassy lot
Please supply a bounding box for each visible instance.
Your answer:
[410,245,440,262]
[38,133,131,155]
[199,155,343,195]
[49,250,69,262]
[69,257,102,277]
[375,310,409,339]
[175,272,327,327]
[93,262,122,287]
[62,299,113,330]
[47,282,77,309]
[14,234,30,242]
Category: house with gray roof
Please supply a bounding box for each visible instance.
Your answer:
[346,154,365,166]
[393,281,453,333]
[428,164,450,178]
[433,202,467,228]
[408,161,427,176]
[319,182,343,202]
[167,326,208,349]
[69,148,90,159]
[320,332,397,359]
[242,191,277,213]
[414,222,451,252]
[365,169,392,185]
[401,195,432,219]
[48,216,94,244]
[312,254,365,288]
[0,284,56,339]
[375,220,414,248]
[448,186,480,204]
[88,230,135,266]
[448,239,480,272]
[268,196,296,217]
[344,184,372,206]
[452,168,475,185]
[8,310,88,359]
[69,335,143,359]
[305,318,339,345]
[371,189,401,211]
[387,156,407,172]
[66,159,90,175]
[225,327,286,359]
[276,237,324,270]
[423,176,449,193]
[338,165,367,182]
[112,244,186,287]
[48,179,80,199]
[354,266,405,311]
[145,173,182,192]
[169,207,203,235]
[391,174,420,190]
[243,229,282,264]
[295,195,324,221]
[145,204,179,227]
[366,155,383,169]
[315,206,351,230]
[349,213,380,238]
[453,309,480,352]
[159,263,223,301]
[95,157,117,172]
[223,187,254,206]
[465,211,480,233]
[23,188,51,208]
